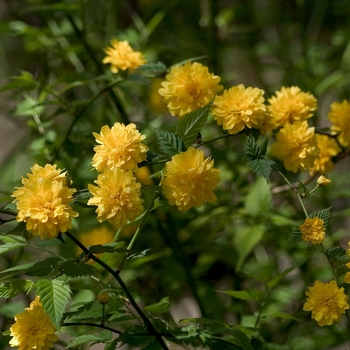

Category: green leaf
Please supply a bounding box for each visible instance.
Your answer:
[309,207,331,227]
[175,101,213,147]
[244,177,271,217]
[36,279,71,329]
[209,320,228,335]
[65,330,112,348]
[229,327,254,350]
[245,136,260,159]
[259,133,270,157]
[136,62,167,76]
[89,244,128,254]
[144,297,170,314]
[73,189,91,200]
[289,226,302,244]
[218,289,264,302]
[0,263,35,279]
[0,70,39,92]
[267,265,300,289]
[246,158,275,182]
[24,257,60,277]
[154,128,186,156]
[104,338,120,350]
[4,222,28,236]
[325,247,348,267]
[264,312,300,322]
[58,261,96,278]
[0,235,26,254]
[233,224,265,271]
[0,279,34,298]
[0,301,26,318]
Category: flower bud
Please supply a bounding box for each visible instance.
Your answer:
[97,291,110,305]
[317,175,331,187]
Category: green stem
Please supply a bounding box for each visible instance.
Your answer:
[194,133,235,148]
[272,165,309,218]
[62,322,121,334]
[65,231,168,350]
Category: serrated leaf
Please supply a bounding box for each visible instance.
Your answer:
[267,265,300,289]
[229,328,254,350]
[136,62,167,76]
[175,101,213,147]
[59,261,95,277]
[325,246,347,267]
[154,128,185,156]
[0,280,34,298]
[0,263,35,279]
[289,226,303,243]
[246,158,275,182]
[209,320,228,334]
[233,224,265,271]
[259,134,270,156]
[24,257,60,277]
[36,279,71,329]
[245,136,260,160]
[104,338,120,350]
[309,207,331,227]
[144,297,170,314]
[73,189,91,200]
[0,70,39,92]
[65,330,112,348]
[244,177,271,217]
[179,317,212,325]
[89,244,128,254]
[218,289,264,302]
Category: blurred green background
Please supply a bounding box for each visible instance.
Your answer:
[1,1,350,349]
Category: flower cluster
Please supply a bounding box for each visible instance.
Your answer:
[303,280,349,326]
[10,296,58,350]
[328,99,350,147]
[268,86,317,127]
[92,122,148,172]
[12,164,78,239]
[102,39,146,74]
[309,135,340,175]
[211,84,266,135]
[271,121,319,172]
[88,168,144,228]
[159,61,222,117]
[299,217,325,244]
[161,147,220,211]
[89,123,147,227]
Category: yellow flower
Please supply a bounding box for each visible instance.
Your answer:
[211,84,266,135]
[88,168,144,228]
[271,121,319,172]
[158,61,222,117]
[92,123,148,172]
[268,86,317,127]
[12,164,78,239]
[310,135,340,175]
[10,296,58,350]
[328,99,350,147]
[160,147,220,211]
[303,280,349,327]
[344,263,350,284]
[102,39,146,74]
[317,175,331,187]
[299,217,325,244]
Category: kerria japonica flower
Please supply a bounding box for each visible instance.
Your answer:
[270,121,319,173]
[309,135,340,175]
[92,122,148,172]
[299,217,325,244]
[303,280,349,327]
[328,99,350,148]
[317,175,331,187]
[268,86,317,127]
[12,164,78,239]
[158,61,222,117]
[211,84,266,135]
[102,39,146,73]
[160,147,220,211]
[88,168,144,228]
[344,262,350,284]
[10,296,58,350]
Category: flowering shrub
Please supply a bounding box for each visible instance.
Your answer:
[2,2,350,350]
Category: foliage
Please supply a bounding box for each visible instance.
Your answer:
[1,1,350,350]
